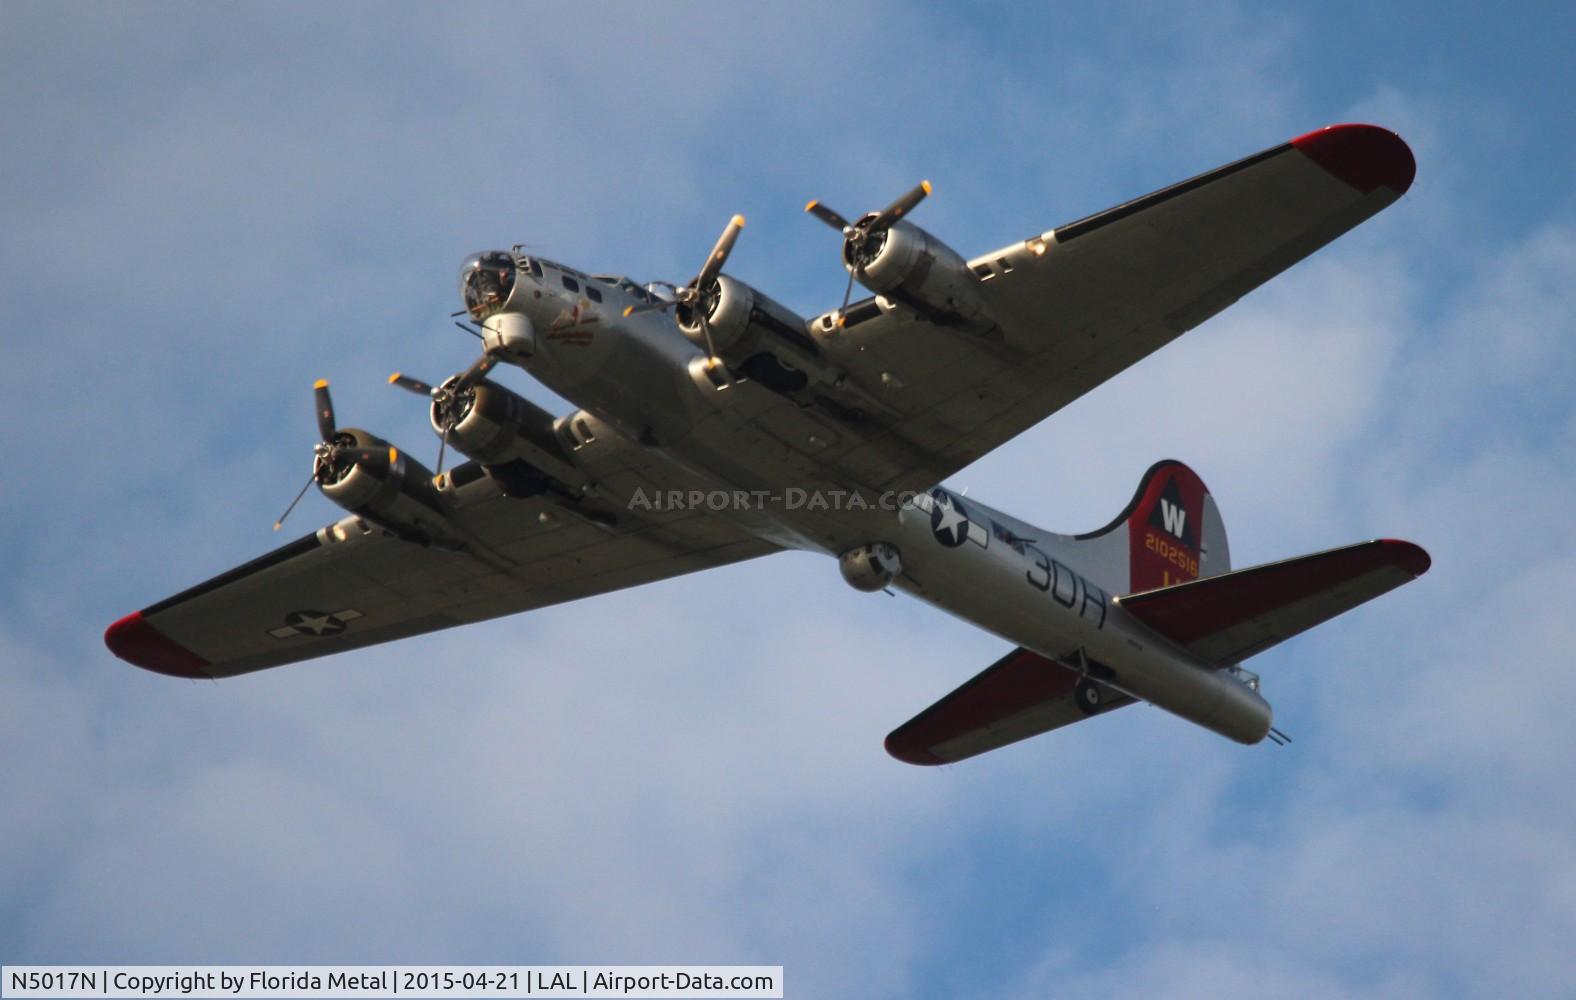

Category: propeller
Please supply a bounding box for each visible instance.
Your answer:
[275,379,394,531]
[388,351,498,476]
[313,378,336,441]
[622,214,746,373]
[805,180,931,314]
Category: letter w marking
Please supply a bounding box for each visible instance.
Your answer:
[1161,499,1187,538]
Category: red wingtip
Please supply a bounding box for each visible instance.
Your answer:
[1378,539,1432,576]
[884,731,946,766]
[104,611,211,679]
[1291,123,1416,195]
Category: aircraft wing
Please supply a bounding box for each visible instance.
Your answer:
[106,461,776,679]
[796,124,1415,498]
[884,646,1135,765]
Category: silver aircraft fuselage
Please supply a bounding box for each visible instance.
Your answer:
[483,254,1272,744]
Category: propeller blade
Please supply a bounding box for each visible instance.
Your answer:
[435,424,449,477]
[840,266,857,316]
[696,310,731,387]
[313,379,336,441]
[454,353,498,392]
[694,214,745,291]
[805,200,851,232]
[696,308,722,365]
[622,300,672,318]
[868,180,931,234]
[273,473,316,532]
[388,372,436,397]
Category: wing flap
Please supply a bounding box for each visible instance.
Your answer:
[1116,539,1430,664]
[885,647,1133,765]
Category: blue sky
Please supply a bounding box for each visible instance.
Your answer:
[3,3,1574,997]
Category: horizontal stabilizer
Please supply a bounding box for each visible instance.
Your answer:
[886,647,1133,765]
[1117,539,1430,665]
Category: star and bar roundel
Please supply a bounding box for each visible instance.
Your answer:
[929,489,989,548]
[268,608,364,640]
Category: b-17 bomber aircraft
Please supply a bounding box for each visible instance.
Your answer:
[107,124,1429,763]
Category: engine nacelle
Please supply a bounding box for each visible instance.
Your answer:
[839,543,903,592]
[438,379,575,476]
[676,275,827,375]
[677,273,754,355]
[318,428,465,548]
[854,221,993,333]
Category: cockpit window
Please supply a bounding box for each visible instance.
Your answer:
[459,251,517,320]
[596,277,651,302]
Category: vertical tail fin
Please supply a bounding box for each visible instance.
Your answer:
[1070,460,1230,594]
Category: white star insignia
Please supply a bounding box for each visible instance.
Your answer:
[268,608,364,640]
[295,613,337,635]
[934,498,969,544]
